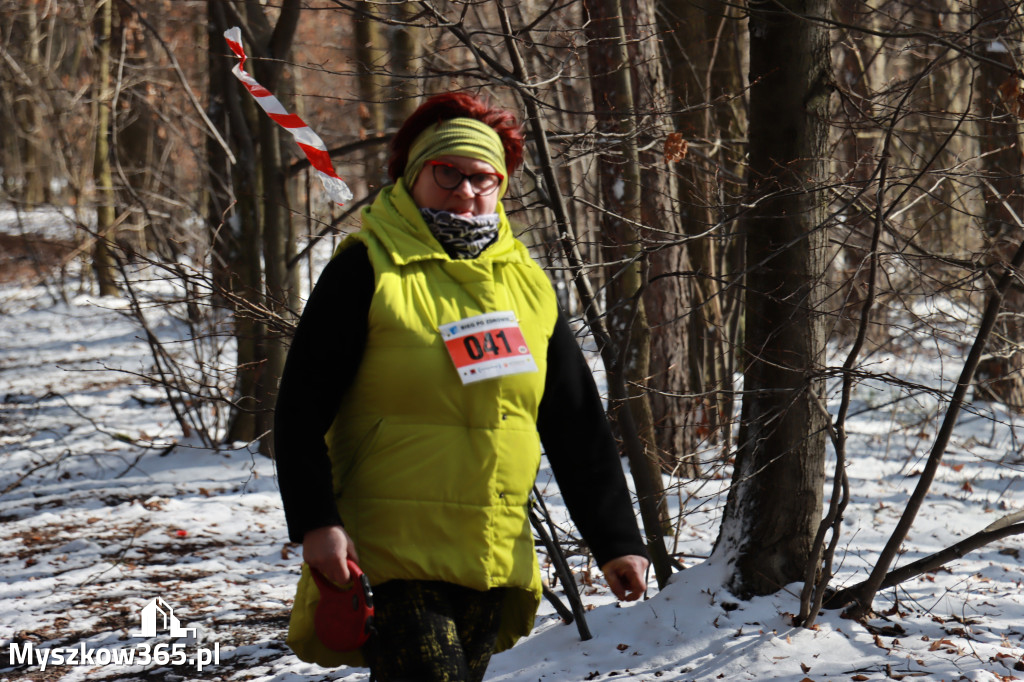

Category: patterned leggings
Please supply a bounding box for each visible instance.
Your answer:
[363,580,507,682]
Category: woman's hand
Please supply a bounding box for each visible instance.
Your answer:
[600,555,649,601]
[303,525,359,586]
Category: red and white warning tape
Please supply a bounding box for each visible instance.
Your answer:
[223,27,353,206]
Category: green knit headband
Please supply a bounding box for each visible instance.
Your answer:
[405,117,508,199]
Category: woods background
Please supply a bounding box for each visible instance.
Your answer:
[2,0,1023,625]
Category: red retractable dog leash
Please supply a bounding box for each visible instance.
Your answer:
[309,559,375,652]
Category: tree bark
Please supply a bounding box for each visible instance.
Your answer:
[257,117,291,452]
[496,2,674,586]
[92,0,120,297]
[354,0,388,195]
[209,0,263,445]
[973,0,1024,410]
[712,0,830,598]
[583,0,674,585]
[658,0,747,460]
[23,3,49,205]
[205,0,237,301]
[386,2,421,127]
[212,0,302,451]
[624,0,699,477]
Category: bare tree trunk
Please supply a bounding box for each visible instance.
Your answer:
[973,0,1024,410]
[583,0,673,586]
[209,0,262,445]
[23,2,49,205]
[713,0,830,598]
[211,0,301,451]
[92,0,119,297]
[225,145,265,447]
[0,88,16,199]
[387,2,421,127]
[205,0,236,300]
[828,0,883,346]
[659,0,747,460]
[109,1,149,254]
[494,1,673,585]
[626,0,699,477]
[246,0,301,456]
[354,0,388,195]
[258,115,295,450]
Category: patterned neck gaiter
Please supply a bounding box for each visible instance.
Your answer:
[421,208,500,260]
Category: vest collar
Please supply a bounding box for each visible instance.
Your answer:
[361,179,521,267]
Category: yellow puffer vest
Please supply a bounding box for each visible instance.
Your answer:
[287,180,558,668]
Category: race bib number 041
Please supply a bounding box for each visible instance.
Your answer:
[440,311,539,384]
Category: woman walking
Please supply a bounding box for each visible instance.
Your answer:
[274,91,649,681]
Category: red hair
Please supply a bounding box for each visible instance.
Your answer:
[387,92,525,181]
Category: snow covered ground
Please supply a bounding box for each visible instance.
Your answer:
[2,221,1024,681]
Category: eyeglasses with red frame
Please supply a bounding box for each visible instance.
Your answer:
[426,160,504,196]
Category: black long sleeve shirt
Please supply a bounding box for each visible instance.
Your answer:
[273,243,647,567]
